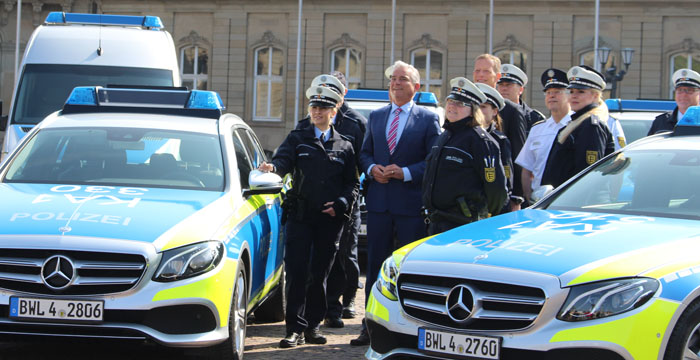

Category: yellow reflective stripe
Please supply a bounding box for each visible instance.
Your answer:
[366,292,390,322]
[550,299,678,360]
[248,265,283,310]
[569,237,700,286]
[152,259,238,328]
[391,236,434,266]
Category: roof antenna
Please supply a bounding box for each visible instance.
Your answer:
[96,13,103,56]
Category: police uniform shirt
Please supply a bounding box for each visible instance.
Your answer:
[607,116,627,150]
[515,112,572,190]
[647,108,680,136]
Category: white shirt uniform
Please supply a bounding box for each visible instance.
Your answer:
[607,116,627,150]
[515,112,573,190]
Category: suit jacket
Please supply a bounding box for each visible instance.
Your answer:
[360,103,440,216]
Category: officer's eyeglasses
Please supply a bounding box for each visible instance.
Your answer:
[446,98,470,108]
[545,90,566,96]
[676,87,700,95]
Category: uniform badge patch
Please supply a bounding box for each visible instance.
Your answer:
[485,167,496,183]
[504,165,511,180]
[617,136,626,148]
[586,150,598,165]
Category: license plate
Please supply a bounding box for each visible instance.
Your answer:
[418,328,500,359]
[10,297,104,322]
[359,223,367,235]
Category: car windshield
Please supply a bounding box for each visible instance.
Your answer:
[542,148,700,220]
[4,127,224,190]
[12,64,174,125]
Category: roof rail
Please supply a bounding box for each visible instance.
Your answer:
[62,86,224,119]
[45,12,164,30]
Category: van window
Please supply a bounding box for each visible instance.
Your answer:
[12,64,174,126]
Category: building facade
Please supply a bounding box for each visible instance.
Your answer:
[0,0,699,151]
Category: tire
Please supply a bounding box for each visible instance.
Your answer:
[207,261,247,360]
[253,264,286,323]
[664,300,700,360]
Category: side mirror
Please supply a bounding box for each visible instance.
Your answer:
[243,169,283,196]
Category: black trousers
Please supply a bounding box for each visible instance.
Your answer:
[284,215,343,333]
[325,203,361,319]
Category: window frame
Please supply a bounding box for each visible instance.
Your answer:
[669,52,700,98]
[410,48,444,100]
[179,44,209,90]
[330,47,363,89]
[253,46,285,122]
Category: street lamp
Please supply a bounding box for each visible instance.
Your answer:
[598,47,635,98]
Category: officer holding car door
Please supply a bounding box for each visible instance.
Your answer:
[258,85,359,349]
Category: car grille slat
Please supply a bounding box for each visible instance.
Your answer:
[398,273,546,331]
[0,248,147,295]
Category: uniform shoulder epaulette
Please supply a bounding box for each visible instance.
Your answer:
[531,109,546,121]
[491,130,508,141]
[338,133,353,142]
[531,119,545,127]
[589,114,600,125]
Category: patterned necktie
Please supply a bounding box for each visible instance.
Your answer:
[387,108,401,154]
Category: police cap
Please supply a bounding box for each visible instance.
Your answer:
[672,68,700,89]
[311,74,346,96]
[541,68,568,91]
[567,65,606,91]
[447,77,487,105]
[498,64,528,87]
[475,83,505,110]
[306,86,342,108]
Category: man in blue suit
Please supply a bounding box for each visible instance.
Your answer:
[351,60,440,346]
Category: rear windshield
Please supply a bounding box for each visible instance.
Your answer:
[4,127,224,191]
[11,64,174,125]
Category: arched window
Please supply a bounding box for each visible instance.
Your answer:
[253,46,284,121]
[579,50,614,70]
[669,52,700,97]
[411,48,443,100]
[180,45,209,90]
[330,47,362,89]
[496,49,528,76]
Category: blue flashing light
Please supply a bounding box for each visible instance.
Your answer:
[45,12,163,29]
[414,92,438,106]
[677,106,700,127]
[186,91,225,110]
[66,87,98,106]
[605,98,676,112]
[345,89,390,102]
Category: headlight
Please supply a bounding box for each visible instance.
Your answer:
[375,255,400,301]
[154,241,225,282]
[557,278,658,321]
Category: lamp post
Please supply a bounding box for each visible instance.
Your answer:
[598,47,635,98]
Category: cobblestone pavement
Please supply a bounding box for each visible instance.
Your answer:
[244,276,369,360]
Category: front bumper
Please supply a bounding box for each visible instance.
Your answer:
[364,263,675,360]
[0,237,237,348]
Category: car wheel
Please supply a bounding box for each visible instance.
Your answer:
[207,260,247,360]
[664,300,700,359]
[253,263,286,323]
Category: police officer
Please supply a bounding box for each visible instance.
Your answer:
[259,86,359,348]
[497,64,546,131]
[476,82,522,213]
[541,65,614,189]
[295,73,366,327]
[422,77,508,234]
[648,68,700,135]
[516,68,573,203]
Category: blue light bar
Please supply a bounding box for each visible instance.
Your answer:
[66,87,97,105]
[345,89,438,106]
[187,91,225,110]
[414,92,438,106]
[677,106,700,127]
[45,12,164,29]
[605,98,676,112]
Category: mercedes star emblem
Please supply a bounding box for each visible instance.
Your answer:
[41,255,76,290]
[446,284,475,323]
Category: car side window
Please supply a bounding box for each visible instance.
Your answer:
[231,129,253,189]
[235,128,264,169]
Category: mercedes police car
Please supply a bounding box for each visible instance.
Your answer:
[365,106,700,360]
[0,86,285,359]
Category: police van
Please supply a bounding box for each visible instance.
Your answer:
[1,12,180,162]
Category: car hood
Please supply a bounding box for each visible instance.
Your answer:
[404,209,700,286]
[0,183,226,246]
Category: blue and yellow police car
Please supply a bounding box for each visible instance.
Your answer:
[365,106,700,359]
[0,86,285,359]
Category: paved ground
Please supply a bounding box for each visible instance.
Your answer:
[244,276,369,359]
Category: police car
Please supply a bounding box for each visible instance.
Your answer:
[0,86,285,359]
[606,98,676,144]
[365,106,700,360]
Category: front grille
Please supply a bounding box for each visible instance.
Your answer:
[0,249,146,295]
[398,274,546,331]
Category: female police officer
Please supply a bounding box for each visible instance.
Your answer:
[476,82,522,213]
[541,65,614,189]
[258,85,358,348]
[422,77,508,235]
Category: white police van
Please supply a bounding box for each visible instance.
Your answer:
[1,12,180,162]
